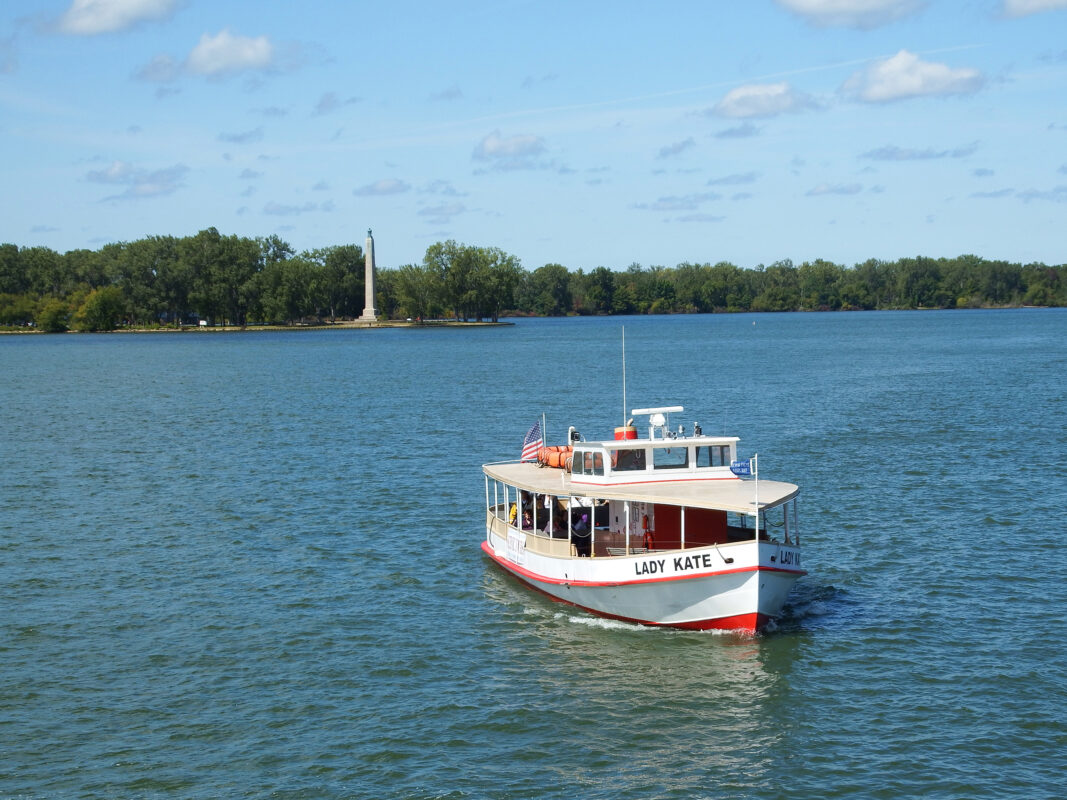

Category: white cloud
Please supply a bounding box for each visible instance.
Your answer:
[861,141,979,160]
[58,0,177,35]
[676,214,726,223]
[418,202,466,223]
[86,160,136,183]
[217,126,263,144]
[472,130,553,171]
[422,180,463,196]
[712,82,817,118]
[86,160,188,200]
[1018,185,1067,202]
[1002,0,1067,17]
[134,53,179,82]
[429,84,463,102]
[707,171,759,186]
[473,130,546,160]
[658,138,696,158]
[314,92,360,115]
[186,29,274,77]
[263,201,333,216]
[714,122,761,139]
[634,192,721,212]
[806,183,863,195]
[775,0,922,28]
[841,50,984,102]
[353,179,411,196]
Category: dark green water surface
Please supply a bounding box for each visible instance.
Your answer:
[2,310,1065,799]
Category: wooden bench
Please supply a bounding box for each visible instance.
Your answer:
[605,546,648,556]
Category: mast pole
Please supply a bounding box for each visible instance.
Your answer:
[622,326,627,425]
[754,453,760,538]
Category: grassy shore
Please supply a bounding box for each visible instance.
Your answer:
[1,319,513,334]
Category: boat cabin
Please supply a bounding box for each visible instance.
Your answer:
[483,406,800,560]
[571,405,739,485]
[571,435,739,484]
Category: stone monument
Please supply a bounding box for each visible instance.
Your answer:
[359,228,378,322]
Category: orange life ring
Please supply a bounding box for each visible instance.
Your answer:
[537,445,573,470]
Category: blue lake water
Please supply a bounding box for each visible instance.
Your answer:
[2,310,1065,799]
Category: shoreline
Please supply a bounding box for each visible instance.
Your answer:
[0,320,514,335]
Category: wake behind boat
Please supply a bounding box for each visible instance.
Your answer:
[481,406,805,633]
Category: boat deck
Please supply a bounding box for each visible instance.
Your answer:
[483,460,798,514]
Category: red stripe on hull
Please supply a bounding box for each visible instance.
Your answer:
[481,541,773,633]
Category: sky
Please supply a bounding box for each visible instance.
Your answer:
[2,0,1066,272]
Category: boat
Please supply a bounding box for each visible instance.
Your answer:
[481,406,805,633]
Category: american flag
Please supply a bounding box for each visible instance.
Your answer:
[521,420,543,462]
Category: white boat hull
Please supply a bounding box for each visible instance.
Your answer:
[483,528,803,632]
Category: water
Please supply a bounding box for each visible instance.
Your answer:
[2,310,1065,799]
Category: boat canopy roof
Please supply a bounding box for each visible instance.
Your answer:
[482,460,798,514]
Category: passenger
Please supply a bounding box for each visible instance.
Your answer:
[571,520,591,557]
[545,515,565,538]
[522,510,533,530]
[509,503,517,525]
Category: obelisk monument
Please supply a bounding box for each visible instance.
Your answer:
[359,228,378,322]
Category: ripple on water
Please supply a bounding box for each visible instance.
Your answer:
[3,313,1067,799]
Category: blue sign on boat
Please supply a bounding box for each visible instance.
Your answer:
[730,459,753,477]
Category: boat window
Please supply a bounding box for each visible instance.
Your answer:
[583,452,594,473]
[572,451,585,475]
[653,446,689,470]
[696,445,731,468]
[592,452,604,476]
[610,448,646,472]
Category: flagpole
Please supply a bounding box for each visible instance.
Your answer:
[542,412,547,448]
[754,453,760,538]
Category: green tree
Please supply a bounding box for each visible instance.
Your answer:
[528,263,572,315]
[582,267,615,315]
[797,259,844,310]
[21,246,67,296]
[751,261,800,311]
[423,240,465,319]
[393,264,442,320]
[183,229,261,325]
[73,286,126,331]
[36,297,72,332]
[0,244,24,294]
[308,244,363,320]
[0,293,36,326]
[896,256,947,308]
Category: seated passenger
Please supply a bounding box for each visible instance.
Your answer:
[521,510,533,530]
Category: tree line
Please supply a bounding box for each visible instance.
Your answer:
[1,228,1063,331]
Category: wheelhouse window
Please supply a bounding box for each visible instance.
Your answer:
[653,446,688,470]
[696,445,731,467]
[611,448,646,472]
